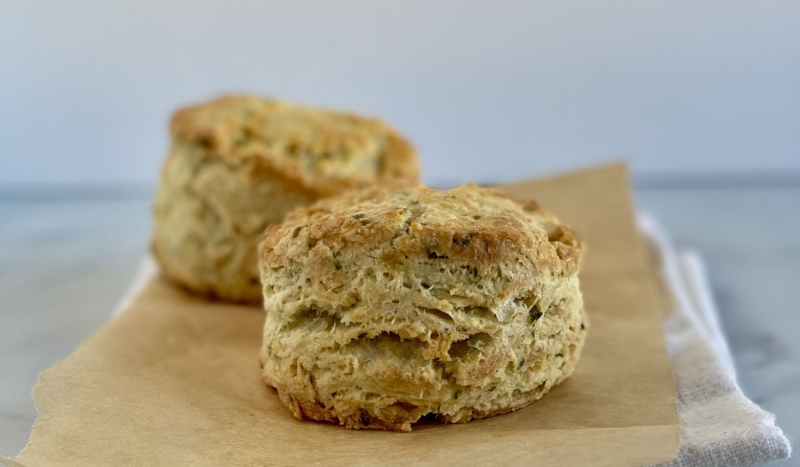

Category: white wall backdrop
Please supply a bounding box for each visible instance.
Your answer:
[1,1,799,187]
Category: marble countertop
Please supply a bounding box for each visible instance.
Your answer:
[2,186,798,465]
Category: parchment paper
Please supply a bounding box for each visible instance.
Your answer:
[3,163,680,466]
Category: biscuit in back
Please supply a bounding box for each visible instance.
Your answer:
[259,183,586,431]
[152,95,419,303]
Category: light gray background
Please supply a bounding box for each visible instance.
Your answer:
[2,0,799,188]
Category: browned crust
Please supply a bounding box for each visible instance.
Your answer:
[260,183,583,278]
[281,391,544,433]
[168,95,420,197]
[258,184,586,432]
[268,353,581,433]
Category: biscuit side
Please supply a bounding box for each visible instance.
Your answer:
[259,185,586,431]
[153,141,315,302]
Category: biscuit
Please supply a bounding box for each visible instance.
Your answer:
[258,183,586,431]
[152,96,419,303]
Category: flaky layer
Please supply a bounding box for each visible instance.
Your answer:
[259,184,586,431]
[152,96,419,302]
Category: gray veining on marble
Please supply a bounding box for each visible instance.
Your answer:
[1,188,798,465]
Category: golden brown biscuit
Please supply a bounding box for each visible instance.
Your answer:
[152,95,419,302]
[259,183,586,431]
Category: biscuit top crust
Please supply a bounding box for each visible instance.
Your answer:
[170,95,419,195]
[260,183,582,278]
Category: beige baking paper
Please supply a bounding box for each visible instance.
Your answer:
[3,163,680,467]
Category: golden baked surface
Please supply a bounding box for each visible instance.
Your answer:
[152,96,419,303]
[170,95,418,196]
[259,183,586,431]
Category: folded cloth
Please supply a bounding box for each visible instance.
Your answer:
[639,213,791,467]
[112,215,792,466]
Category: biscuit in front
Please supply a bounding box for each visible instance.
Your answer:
[258,183,587,431]
[152,96,419,303]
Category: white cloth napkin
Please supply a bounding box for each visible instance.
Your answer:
[111,215,792,466]
[639,213,791,467]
